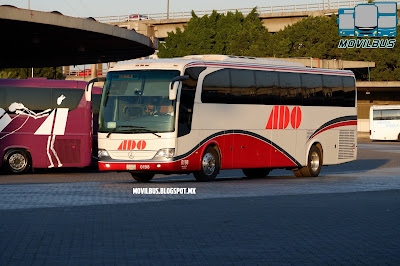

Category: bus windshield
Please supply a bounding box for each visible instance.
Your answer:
[355,5,378,29]
[99,70,180,134]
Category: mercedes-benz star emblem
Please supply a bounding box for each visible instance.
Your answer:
[128,152,135,159]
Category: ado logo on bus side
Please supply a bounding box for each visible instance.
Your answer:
[266,106,302,129]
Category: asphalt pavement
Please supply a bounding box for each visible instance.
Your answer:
[1,136,400,265]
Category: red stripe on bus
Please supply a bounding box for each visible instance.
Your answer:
[310,121,357,140]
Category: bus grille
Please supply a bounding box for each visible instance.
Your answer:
[338,130,355,160]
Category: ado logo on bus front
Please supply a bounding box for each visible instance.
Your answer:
[266,106,302,130]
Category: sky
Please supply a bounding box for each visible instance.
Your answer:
[1,0,325,18]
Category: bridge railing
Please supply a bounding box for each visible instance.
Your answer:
[95,0,375,23]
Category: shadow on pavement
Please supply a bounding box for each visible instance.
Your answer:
[321,159,388,175]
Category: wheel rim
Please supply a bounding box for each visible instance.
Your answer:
[9,153,27,171]
[310,151,320,173]
[202,153,216,176]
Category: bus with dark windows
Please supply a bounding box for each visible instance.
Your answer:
[97,55,357,182]
[0,78,102,174]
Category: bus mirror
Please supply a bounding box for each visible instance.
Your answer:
[86,77,106,102]
[169,82,179,100]
[85,83,94,102]
[169,75,189,100]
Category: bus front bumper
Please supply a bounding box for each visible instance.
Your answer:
[98,159,198,172]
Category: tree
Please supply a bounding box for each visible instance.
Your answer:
[269,15,400,81]
[159,8,400,81]
[0,67,64,80]
[158,8,271,58]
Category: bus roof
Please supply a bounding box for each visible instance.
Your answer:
[371,105,400,110]
[0,78,88,89]
[110,55,354,76]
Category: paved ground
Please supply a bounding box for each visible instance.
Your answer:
[1,137,400,264]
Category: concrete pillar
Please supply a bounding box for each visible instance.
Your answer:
[91,64,97,79]
[64,66,70,76]
[97,63,103,76]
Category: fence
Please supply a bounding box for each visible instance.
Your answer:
[94,0,387,23]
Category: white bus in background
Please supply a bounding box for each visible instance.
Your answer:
[97,55,357,182]
[370,105,400,141]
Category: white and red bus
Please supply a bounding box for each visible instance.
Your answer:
[97,55,357,182]
[0,78,102,174]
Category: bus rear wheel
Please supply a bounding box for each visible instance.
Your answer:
[242,168,270,178]
[3,149,32,174]
[292,145,322,177]
[131,173,155,182]
[193,147,220,182]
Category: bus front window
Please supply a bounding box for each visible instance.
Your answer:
[99,70,180,134]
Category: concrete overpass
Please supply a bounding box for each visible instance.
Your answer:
[95,0,400,39]
[0,6,157,68]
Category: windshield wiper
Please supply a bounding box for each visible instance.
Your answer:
[106,126,145,138]
[106,126,161,138]
[135,129,162,138]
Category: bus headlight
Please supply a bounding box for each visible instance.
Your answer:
[355,31,359,35]
[154,148,175,159]
[98,149,110,158]
[373,31,377,35]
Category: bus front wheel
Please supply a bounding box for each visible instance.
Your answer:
[292,145,322,177]
[131,173,155,182]
[3,149,32,174]
[193,147,220,182]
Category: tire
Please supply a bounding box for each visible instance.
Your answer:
[292,145,322,177]
[3,149,32,174]
[242,168,270,178]
[131,173,155,182]
[193,147,220,182]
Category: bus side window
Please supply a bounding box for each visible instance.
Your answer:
[53,89,85,110]
[0,88,5,109]
[342,76,356,107]
[323,75,344,107]
[230,69,256,104]
[302,74,324,106]
[201,69,230,104]
[178,67,205,137]
[255,70,279,105]
[279,72,302,106]
[373,110,382,120]
[5,87,52,112]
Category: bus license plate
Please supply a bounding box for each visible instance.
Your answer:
[126,164,136,170]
